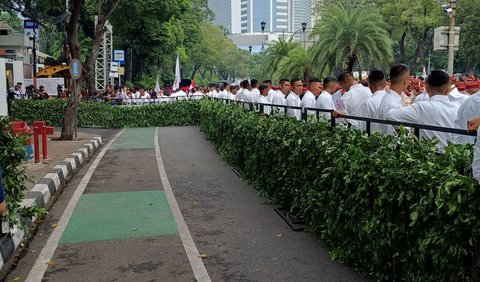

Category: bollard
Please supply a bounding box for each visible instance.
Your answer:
[42,126,48,159]
[33,126,40,163]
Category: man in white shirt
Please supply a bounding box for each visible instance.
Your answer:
[263,80,276,101]
[376,64,410,135]
[453,91,480,144]
[315,77,338,120]
[386,69,460,150]
[170,79,190,101]
[14,82,25,99]
[337,72,372,117]
[190,87,204,100]
[250,79,260,101]
[467,117,480,182]
[271,78,290,113]
[256,84,271,115]
[236,80,249,101]
[357,70,387,132]
[285,78,302,120]
[301,78,321,116]
[229,85,239,101]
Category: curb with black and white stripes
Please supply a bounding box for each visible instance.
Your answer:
[0,136,103,270]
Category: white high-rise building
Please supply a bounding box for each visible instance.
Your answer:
[238,0,314,36]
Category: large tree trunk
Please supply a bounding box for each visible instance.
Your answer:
[60,0,82,140]
[190,64,201,80]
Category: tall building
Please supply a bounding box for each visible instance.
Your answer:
[208,0,232,33]
[239,0,314,35]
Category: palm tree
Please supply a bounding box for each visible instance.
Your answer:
[274,47,323,82]
[259,38,301,81]
[309,4,393,73]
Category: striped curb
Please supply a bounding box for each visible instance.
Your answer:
[0,136,103,270]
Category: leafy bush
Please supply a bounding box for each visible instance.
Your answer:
[0,118,45,229]
[11,100,200,128]
[200,99,480,281]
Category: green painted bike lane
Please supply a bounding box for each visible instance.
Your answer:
[42,128,196,281]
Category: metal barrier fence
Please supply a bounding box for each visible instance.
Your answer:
[98,96,204,105]
[210,97,477,138]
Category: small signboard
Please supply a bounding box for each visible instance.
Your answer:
[109,72,119,78]
[23,20,38,29]
[113,50,125,64]
[110,62,119,72]
[118,67,125,75]
[69,59,82,80]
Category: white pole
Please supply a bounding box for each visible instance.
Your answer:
[447,0,456,75]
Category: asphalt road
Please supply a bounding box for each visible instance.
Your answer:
[5,126,366,282]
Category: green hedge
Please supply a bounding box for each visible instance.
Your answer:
[0,118,45,228]
[200,99,480,281]
[11,100,200,128]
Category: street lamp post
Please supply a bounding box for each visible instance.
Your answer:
[301,22,307,48]
[28,30,37,89]
[260,21,266,51]
[447,0,456,75]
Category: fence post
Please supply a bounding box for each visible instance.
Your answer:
[301,107,307,121]
[366,121,371,136]
[330,113,336,131]
[260,104,264,114]
[249,102,254,112]
[42,126,48,159]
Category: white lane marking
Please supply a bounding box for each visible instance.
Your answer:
[25,129,125,282]
[154,128,211,282]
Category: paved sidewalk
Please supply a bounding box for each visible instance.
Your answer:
[24,131,99,190]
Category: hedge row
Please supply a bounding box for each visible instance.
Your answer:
[11,100,200,128]
[0,118,45,228]
[199,99,480,281]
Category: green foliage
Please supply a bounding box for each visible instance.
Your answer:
[0,118,46,229]
[259,38,302,81]
[11,100,200,128]
[0,11,22,32]
[310,4,393,73]
[200,99,480,280]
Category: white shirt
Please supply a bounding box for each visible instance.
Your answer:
[285,92,301,120]
[453,93,480,144]
[357,90,386,132]
[413,92,429,103]
[448,88,469,106]
[257,95,271,115]
[236,88,245,101]
[228,93,236,101]
[251,88,260,101]
[300,90,316,115]
[267,89,276,102]
[191,91,203,100]
[474,129,480,182]
[315,91,335,120]
[171,90,188,100]
[332,90,343,110]
[271,90,286,113]
[376,89,403,135]
[339,84,372,116]
[386,95,459,150]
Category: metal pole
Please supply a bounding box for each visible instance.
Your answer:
[32,30,37,90]
[447,0,456,75]
[73,79,77,140]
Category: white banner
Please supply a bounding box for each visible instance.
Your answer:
[36,77,65,96]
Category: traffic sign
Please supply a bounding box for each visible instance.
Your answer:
[110,62,119,72]
[109,72,119,78]
[69,59,82,80]
[24,20,38,29]
[113,50,125,64]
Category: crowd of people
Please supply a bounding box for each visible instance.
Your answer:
[204,65,480,181]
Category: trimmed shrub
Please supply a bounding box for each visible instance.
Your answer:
[200,99,480,281]
[11,100,200,128]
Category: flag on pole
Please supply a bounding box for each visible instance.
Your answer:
[189,79,196,90]
[422,66,427,78]
[173,54,181,91]
[155,77,161,95]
